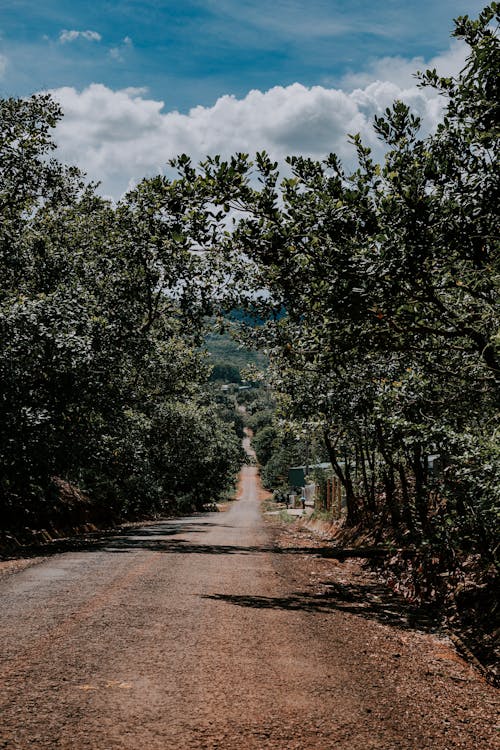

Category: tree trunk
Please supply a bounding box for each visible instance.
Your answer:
[375,421,402,529]
[323,431,360,525]
[412,443,428,531]
[382,465,401,528]
[398,463,416,537]
[358,439,376,513]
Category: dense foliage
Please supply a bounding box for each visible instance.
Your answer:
[165,6,499,570]
[1,5,498,593]
[0,95,243,527]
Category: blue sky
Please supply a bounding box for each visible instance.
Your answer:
[0,1,488,197]
[1,0,486,109]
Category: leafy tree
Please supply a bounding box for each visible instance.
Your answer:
[209,363,242,383]
[252,424,278,466]
[167,5,499,561]
[0,94,244,526]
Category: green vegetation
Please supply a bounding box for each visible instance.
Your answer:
[165,5,499,581]
[309,509,338,524]
[245,394,327,491]
[1,4,498,661]
[252,424,277,467]
[206,330,267,380]
[0,95,243,528]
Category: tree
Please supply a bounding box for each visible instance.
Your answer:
[0,94,244,526]
[168,5,499,559]
[252,424,278,467]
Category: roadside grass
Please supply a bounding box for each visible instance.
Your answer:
[309,509,340,523]
[278,509,297,523]
[215,492,239,512]
[261,498,297,524]
[261,498,281,513]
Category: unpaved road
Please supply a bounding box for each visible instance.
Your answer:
[0,458,498,749]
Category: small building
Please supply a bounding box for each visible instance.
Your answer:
[288,462,344,518]
[287,462,332,488]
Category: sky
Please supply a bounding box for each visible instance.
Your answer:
[0,0,487,198]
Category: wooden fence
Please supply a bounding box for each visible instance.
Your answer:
[324,476,342,519]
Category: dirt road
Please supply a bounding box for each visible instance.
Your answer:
[0,457,497,749]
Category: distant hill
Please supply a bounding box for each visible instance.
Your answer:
[226,306,285,326]
[205,330,267,383]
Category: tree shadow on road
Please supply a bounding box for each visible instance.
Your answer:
[1,525,414,564]
[1,523,441,636]
[0,520,241,560]
[203,581,441,634]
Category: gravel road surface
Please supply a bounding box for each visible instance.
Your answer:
[0,458,498,749]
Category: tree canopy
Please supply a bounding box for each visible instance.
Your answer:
[1,5,498,581]
[161,4,499,565]
[0,95,243,526]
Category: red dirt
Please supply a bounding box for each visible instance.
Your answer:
[0,459,498,749]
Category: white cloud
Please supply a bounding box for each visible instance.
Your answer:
[109,36,133,62]
[59,30,102,44]
[121,86,148,96]
[48,43,462,200]
[340,40,467,91]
